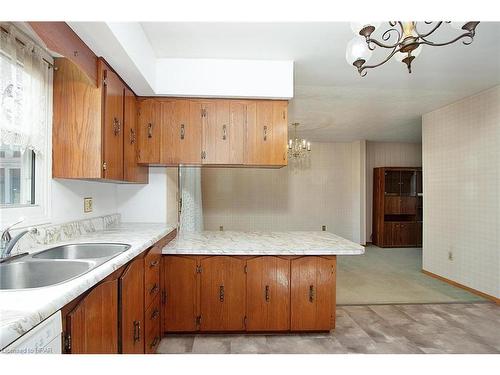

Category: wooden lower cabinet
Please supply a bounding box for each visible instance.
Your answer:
[162,255,336,334]
[65,279,119,354]
[199,256,246,331]
[246,256,290,331]
[290,257,336,331]
[162,256,198,332]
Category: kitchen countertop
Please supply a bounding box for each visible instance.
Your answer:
[0,223,176,350]
[162,231,365,256]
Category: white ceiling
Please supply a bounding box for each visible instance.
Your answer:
[141,22,500,142]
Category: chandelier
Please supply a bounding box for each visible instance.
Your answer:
[288,122,311,159]
[346,21,480,76]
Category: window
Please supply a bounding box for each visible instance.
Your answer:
[0,144,35,206]
[0,23,52,226]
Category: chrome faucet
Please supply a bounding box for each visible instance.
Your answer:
[0,218,38,259]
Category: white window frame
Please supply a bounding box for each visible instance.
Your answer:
[0,24,53,229]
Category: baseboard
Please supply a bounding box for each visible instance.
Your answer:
[422,269,500,305]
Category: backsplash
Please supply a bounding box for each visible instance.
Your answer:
[9,214,121,256]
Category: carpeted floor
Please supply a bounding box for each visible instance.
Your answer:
[337,245,486,305]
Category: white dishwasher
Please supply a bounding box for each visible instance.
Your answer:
[2,311,62,354]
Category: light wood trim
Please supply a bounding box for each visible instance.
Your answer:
[422,269,500,305]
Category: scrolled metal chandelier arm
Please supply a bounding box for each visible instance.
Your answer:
[348,21,480,76]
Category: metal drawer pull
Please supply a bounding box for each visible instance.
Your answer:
[150,283,159,295]
[149,260,159,268]
[150,336,160,349]
[309,285,315,302]
[219,285,225,302]
[130,128,136,144]
[222,124,227,140]
[133,320,141,343]
[151,309,160,320]
[147,123,153,138]
[263,125,268,141]
[113,117,121,135]
[180,124,185,139]
[265,285,270,302]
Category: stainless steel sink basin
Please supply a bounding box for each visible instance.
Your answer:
[0,260,93,290]
[32,243,130,260]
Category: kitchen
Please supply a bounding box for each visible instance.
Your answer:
[1,1,500,373]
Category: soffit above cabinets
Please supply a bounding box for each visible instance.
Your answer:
[67,22,294,99]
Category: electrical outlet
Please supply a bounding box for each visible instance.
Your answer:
[322,225,326,231]
[219,225,224,231]
[448,251,453,261]
[84,197,93,213]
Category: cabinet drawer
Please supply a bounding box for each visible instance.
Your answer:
[144,294,161,354]
[145,247,161,309]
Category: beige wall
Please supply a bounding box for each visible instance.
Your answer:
[422,85,500,299]
[202,142,365,242]
[365,141,422,242]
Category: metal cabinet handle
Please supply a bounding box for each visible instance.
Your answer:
[150,283,159,295]
[147,123,153,138]
[130,128,136,144]
[180,124,185,140]
[133,320,141,343]
[263,125,268,141]
[222,124,227,140]
[265,285,270,302]
[149,259,159,268]
[150,309,160,320]
[219,285,225,302]
[150,336,160,349]
[309,285,315,302]
[113,117,121,135]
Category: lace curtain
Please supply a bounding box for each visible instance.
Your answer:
[179,167,204,233]
[0,24,49,155]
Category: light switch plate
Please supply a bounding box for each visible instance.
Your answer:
[84,197,93,213]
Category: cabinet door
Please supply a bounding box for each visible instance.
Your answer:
[66,279,118,354]
[398,222,417,246]
[174,100,202,164]
[246,256,290,331]
[123,88,148,183]
[290,257,334,331]
[137,99,161,164]
[384,196,401,214]
[200,256,246,331]
[101,64,124,180]
[271,101,288,166]
[163,256,198,332]
[383,222,395,246]
[244,101,258,164]
[202,100,227,164]
[229,101,246,164]
[401,171,416,196]
[384,170,400,195]
[119,258,145,354]
[400,196,417,214]
[256,101,274,164]
[160,100,178,164]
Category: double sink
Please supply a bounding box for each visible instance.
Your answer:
[0,243,130,290]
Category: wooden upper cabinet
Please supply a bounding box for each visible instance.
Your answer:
[66,279,119,354]
[246,100,288,166]
[201,100,245,165]
[174,100,202,164]
[119,258,145,354]
[290,257,335,331]
[160,100,178,165]
[246,256,290,331]
[137,99,161,164]
[271,101,288,165]
[199,256,246,331]
[163,256,198,332]
[123,88,148,183]
[100,61,125,180]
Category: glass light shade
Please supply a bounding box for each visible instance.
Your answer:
[350,22,381,35]
[345,37,373,65]
[394,44,422,62]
